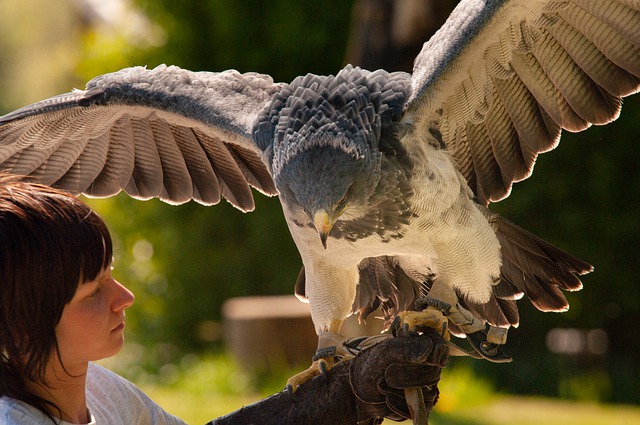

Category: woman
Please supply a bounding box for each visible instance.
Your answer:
[0,175,185,424]
[0,175,446,424]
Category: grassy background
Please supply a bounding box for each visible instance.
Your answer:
[106,353,640,425]
[141,380,640,425]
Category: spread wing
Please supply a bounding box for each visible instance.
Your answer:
[405,0,640,205]
[0,64,281,211]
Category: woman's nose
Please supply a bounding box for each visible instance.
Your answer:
[111,278,135,311]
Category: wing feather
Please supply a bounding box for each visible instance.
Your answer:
[406,0,640,205]
[467,120,508,202]
[227,143,278,196]
[510,49,590,132]
[89,116,136,197]
[55,134,111,194]
[573,0,640,46]
[169,125,221,206]
[527,25,621,125]
[492,74,557,173]
[193,128,255,211]
[546,10,640,97]
[484,85,532,184]
[561,1,640,77]
[32,137,89,186]
[124,117,164,199]
[147,116,194,204]
[0,65,282,211]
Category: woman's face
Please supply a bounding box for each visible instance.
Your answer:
[55,266,135,366]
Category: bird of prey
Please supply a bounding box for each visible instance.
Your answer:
[1,0,638,389]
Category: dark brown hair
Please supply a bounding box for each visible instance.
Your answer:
[0,174,113,421]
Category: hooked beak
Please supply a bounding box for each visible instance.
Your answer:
[314,209,335,249]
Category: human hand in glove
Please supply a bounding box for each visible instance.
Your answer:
[207,329,449,425]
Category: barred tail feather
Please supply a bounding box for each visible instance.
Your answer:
[459,293,520,328]
[494,215,593,313]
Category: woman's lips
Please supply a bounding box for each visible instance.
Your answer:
[111,322,125,332]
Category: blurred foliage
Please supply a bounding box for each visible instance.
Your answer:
[1,0,639,404]
[436,365,496,414]
[484,93,640,403]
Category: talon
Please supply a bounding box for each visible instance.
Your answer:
[318,359,328,378]
[397,307,450,340]
[286,350,338,392]
[401,297,513,363]
[286,360,323,392]
[390,315,402,336]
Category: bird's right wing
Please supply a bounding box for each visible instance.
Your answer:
[404,0,640,205]
[0,64,282,211]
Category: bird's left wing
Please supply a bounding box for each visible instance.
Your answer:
[0,64,282,211]
[405,0,640,205]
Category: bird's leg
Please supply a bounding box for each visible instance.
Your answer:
[396,296,512,363]
[395,300,451,339]
[393,279,458,338]
[463,324,511,363]
[286,320,348,393]
[392,299,451,425]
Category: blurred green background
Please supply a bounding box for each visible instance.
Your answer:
[1,0,639,421]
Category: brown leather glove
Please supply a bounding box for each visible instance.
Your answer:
[207,329,448,425]
[349,330,447,423]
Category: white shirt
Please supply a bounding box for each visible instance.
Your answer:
[0,363,187,424]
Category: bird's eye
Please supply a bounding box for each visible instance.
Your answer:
[334,185,353,213]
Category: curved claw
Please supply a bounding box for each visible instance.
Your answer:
[286,360,322,393]
[285,384,294,397]
[318,358,328,378]
[395,308,450,340]
[286,352,338,392]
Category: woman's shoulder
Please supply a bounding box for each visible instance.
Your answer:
[0,396,49,424]
[85,363,186,425]
[87,362,127,384]
[86,362,144,401]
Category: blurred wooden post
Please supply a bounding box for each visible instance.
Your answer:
[222,295,317,371]
[222,295,386,372]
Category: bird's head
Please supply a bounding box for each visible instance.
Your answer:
[274,132,381,249]
[262,67,410,249]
